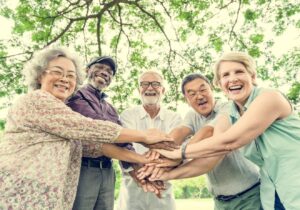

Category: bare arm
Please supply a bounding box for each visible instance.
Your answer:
[189,125,214,144]
[101,143,152,164]
[184,90,291,159]
[152,115,230,180]
[169,126,192,145]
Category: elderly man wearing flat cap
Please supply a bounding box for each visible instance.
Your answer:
[67,56,132,210]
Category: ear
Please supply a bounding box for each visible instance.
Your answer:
[37,74,43,86]
[251,73,257,85]
[184,95,191,106]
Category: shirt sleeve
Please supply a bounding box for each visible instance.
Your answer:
[181,110,197,134]
[20,90,122,144]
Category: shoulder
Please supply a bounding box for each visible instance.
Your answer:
[66,89,84,103]
[254,88,286,103]
[25,90,60,105]
[161,107,182,122]
[184,108,199,119]
[215,100,231,115]
[120,105,141,117]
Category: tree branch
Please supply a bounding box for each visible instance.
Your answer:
[229,0,241,42]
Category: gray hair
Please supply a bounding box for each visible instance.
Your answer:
[23,46,84,91]
[138,70,164,85]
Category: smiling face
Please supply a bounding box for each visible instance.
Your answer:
[139,73,165,106]
[39,57,77,101]
[88,63,113,90]
[218,61,256,106]
[184,78,215,117]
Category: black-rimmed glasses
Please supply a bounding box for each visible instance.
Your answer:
[140,81,161,89]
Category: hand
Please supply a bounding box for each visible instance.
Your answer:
[155,148,181,160]
[143,129,174,144]
[148,168,170,181]
[141,180,164,198]
[143,141,180,151]
[138,151,161,165]
[129,168,146,187]
[144,150,160,160]
[147,157,182,168]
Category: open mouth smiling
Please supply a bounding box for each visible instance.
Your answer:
[145,92,157,96]
[197,100,208,106]
[54,84,68,90]
[228,85,243,92]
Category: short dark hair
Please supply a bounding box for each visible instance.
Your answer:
[181,73,211,94]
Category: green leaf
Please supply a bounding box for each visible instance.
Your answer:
[250,34,264,44]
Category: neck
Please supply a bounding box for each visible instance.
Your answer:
[143,104,160,119]
[89,82,103,92]
[235,103,245,115]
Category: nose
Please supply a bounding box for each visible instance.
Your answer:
[195,91,204,100]
[101,70,110,79]
[228,74,238,83]
[59,76,69,83]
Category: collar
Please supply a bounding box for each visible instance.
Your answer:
[85,84,108,100]
[138,105,165,120]
[229,86,258,119]
[198,99,223,121]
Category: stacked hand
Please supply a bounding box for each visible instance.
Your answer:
[143,128,175,144]
[129,148,183,197]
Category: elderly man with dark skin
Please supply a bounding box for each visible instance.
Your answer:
[0,47,173,209]
[66,57,164,210]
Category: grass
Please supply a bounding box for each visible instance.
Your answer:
[176,199,214,210]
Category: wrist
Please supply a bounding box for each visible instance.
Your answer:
[181,140,188,160]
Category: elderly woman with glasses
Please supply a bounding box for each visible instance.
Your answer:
[0,46,173,209]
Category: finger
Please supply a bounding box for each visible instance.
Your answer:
[137,166,147,173]
[146,182,155,193]
[148,151,158,160]
[145,151,151,159]
[152,168,164,180]
[151,167,161,178]
[142,184,148,192]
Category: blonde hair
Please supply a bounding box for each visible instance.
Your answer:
[213,52,257,87]
[23,46,84,91]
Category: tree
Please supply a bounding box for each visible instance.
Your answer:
[0,0,299,114]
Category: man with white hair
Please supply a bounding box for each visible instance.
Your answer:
[116,71,182,210]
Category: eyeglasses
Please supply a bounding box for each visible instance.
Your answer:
[140,81,161,89]
[45,67,77,81]
[186,88,208,99]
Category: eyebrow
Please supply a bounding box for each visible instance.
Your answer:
[186,84,206,92]
[50,66,76,72]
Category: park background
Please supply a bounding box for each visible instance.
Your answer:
[0,1,299,209]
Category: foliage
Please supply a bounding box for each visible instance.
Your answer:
[0,0,299,115]
[113,162,211,199]
[0,119,5,131]
[172,176,212,199]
